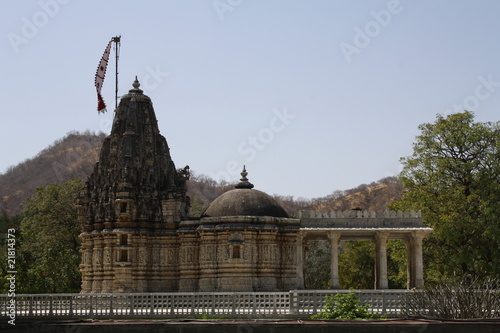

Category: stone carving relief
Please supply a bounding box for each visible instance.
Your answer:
[228,232,244,243]
[152,248,160,265]
[93,250,102,265]
[138,248,147,264]
[166,248,176,265]
[84,251,92,266]
[104,248,112,265]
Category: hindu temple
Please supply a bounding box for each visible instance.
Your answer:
[78,78,432,293]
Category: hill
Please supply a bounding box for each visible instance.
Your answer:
[0,131,106,215]
[0,133,405,216]
[273,176,404,217]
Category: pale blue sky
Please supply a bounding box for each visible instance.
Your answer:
[1,0,500,199]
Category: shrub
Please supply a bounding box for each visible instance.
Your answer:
[311,292,379,319]
[403,277,500,319]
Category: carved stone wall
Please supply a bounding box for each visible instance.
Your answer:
[184,217,301,292]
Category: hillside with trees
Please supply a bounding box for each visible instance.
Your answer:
[0,131,106,216]
[0,131,404,218]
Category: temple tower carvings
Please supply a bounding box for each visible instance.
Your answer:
[78,78,189,293]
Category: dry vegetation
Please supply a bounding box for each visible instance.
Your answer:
[0,132,404,217]
[0,131,105,215]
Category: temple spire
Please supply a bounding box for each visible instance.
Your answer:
[235,165,254,189]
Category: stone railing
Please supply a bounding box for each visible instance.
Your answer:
[289,290,408,315]
[0,290,408,319]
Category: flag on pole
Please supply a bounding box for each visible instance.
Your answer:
[95,40,112,113]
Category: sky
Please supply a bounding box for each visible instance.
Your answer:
[1,0,500,199]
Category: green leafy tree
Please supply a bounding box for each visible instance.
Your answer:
[13,179,83,293]
[391,111,500,281]
[339,241,375,289]
[338,240,406,290]
[0,212,22,292]
[386,240,408,289]
[305,239,406,290]
[0,211,21,235]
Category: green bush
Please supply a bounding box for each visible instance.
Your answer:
[311,292,379,319]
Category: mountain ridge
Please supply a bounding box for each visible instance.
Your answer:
[0,133,404,216]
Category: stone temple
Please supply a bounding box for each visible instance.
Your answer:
[78,78,432,293]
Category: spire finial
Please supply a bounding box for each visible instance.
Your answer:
[129,76,143,94]
[132,76,140,89]
[235,165,254,189]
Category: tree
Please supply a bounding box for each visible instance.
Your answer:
[305,241,331,289]
[0,211,22,235]
[13,179,83,293]
[391,111,500,281]
[339,241,375,289]
[0,212,22,292]
[304,239,406,290]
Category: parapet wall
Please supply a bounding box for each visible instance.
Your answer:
[299,210,422,219]
[298,210,425,229]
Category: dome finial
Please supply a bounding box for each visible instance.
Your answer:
[235,165,254,189]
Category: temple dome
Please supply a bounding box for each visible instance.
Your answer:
[201,167,289,218]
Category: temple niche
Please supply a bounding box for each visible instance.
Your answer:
[78,78,432,293]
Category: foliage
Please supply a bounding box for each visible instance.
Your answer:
[311,292,379,319]
[186,173,232,217]
[305,241,331,289]
[386,240,408,289]
[0,211,22,235]
[403,277,500,319]
[275,176,404,217]
[391,111,500,281]
[195,313,227,320]
[0,212,22,292]
[304,239,407,290]
[337,240,406,290]
[0,179,84,293]
[339,241,374,289]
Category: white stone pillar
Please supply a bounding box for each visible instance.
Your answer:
[410,231,425,289]
[296,232,305,289]
[328,232,341,289]
[404,236,413,290]
[374,231,389,289]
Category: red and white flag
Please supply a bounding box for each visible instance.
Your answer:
[94,40,112,113]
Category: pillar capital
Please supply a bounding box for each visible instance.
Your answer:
[410,230,431,243]
[327,231,341,242]
[374,231,390,242]
[297,230,307,241]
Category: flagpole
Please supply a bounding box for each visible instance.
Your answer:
[113,36,121,110]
